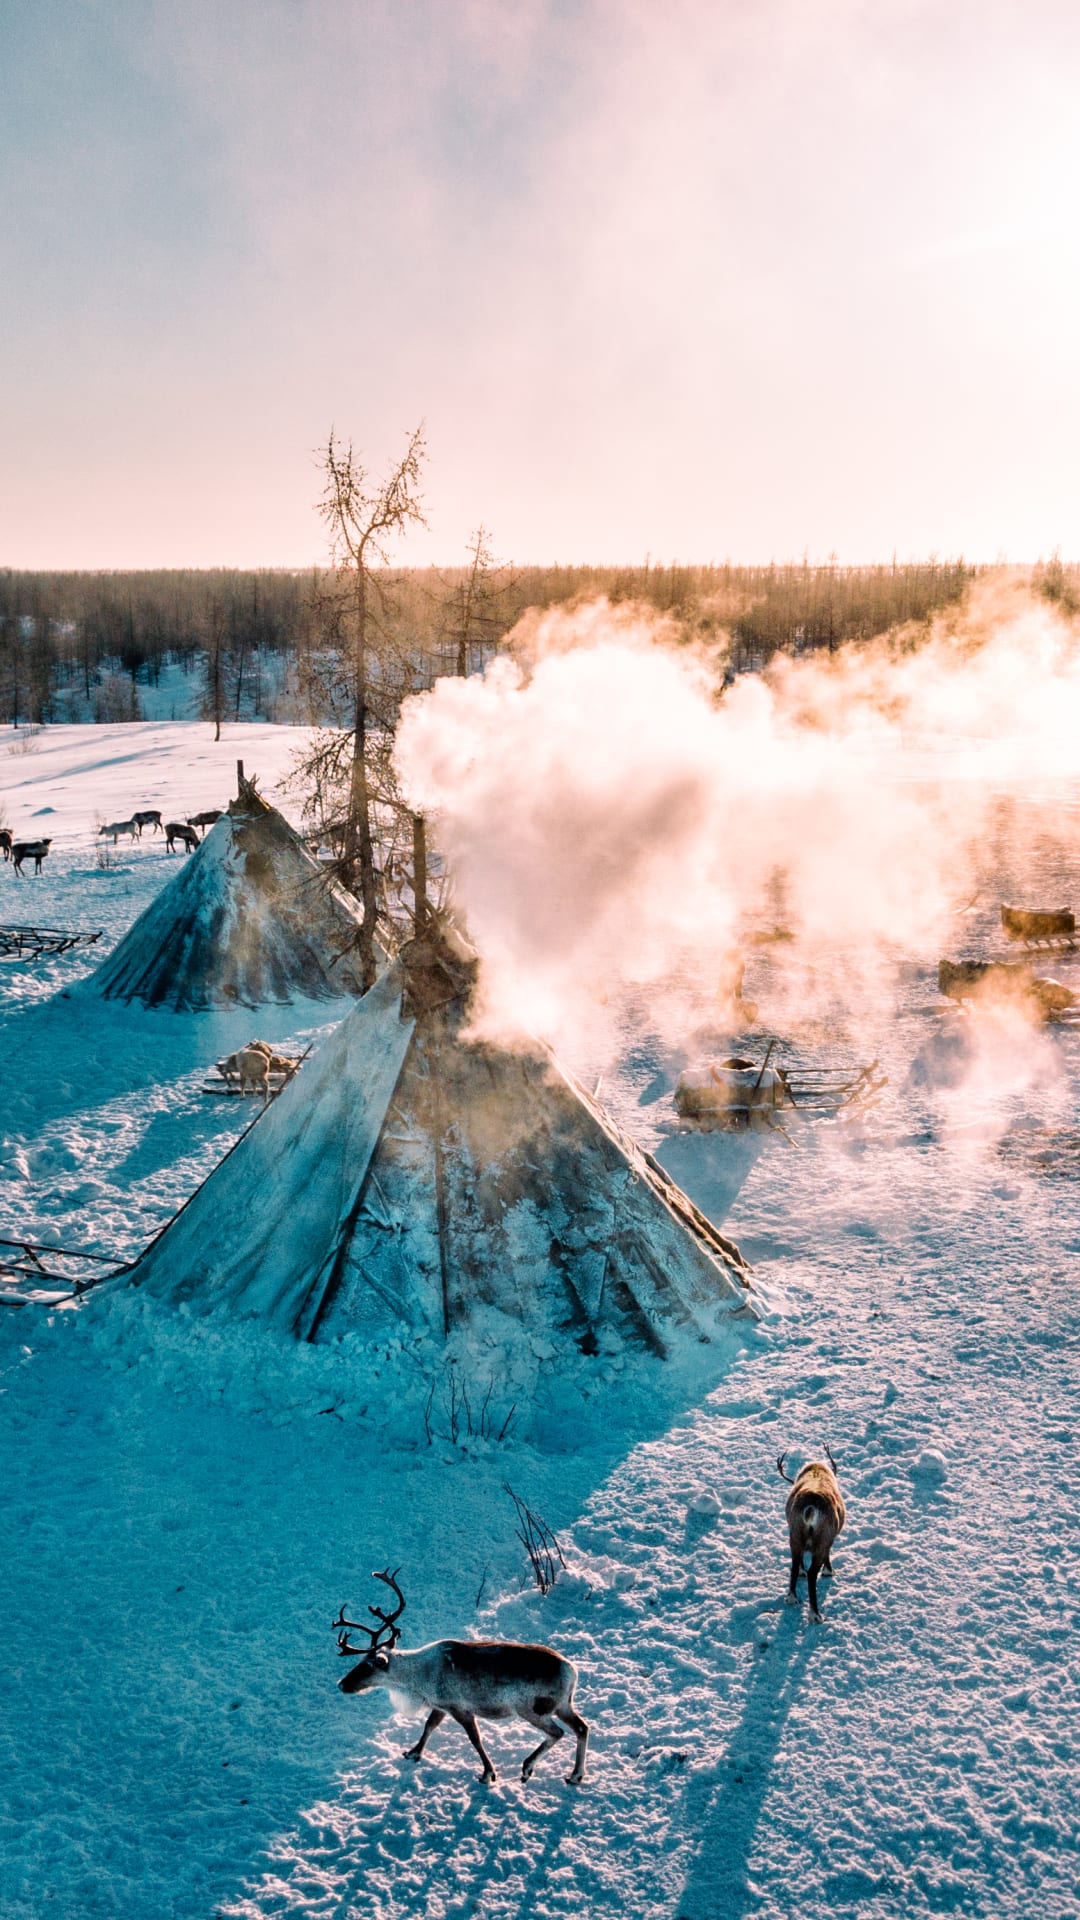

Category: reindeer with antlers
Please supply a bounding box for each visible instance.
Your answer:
[777,1446,846,1622]
[333,1569,589,1785]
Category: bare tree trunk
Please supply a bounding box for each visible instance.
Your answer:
[206,600,224,741]
[312,425,427,992]
[234,602,247,721]
[342,565,379,989]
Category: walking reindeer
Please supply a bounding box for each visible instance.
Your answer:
[333,1569,589,1784]
[777,1447,846,1621]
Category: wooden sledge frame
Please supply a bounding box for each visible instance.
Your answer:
[1000,904,1077,953]
[201,1042,312,1097]
[783,1061,888,1112]
[0,1237,131,1306]
[0,924,104,960]
[675,1049,886,1131]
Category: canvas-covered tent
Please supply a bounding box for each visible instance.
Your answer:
[86,784,370,1010]
[123,924,751,1357]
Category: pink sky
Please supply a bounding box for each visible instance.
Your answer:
[4,0,1080,568]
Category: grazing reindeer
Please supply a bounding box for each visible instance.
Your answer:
[187,809,222,835]
[777,1448,846,1622]
[133,810,162,836]
[334,1569,589,1785]
[99,818,139,844]
[165,821,199,854]
[0,828,11,860]
[12,838,52,876]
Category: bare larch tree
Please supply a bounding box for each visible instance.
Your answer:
[442,525,514,678]
[315,424,427,988]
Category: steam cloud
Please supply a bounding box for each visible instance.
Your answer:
[394,575,1080,1072]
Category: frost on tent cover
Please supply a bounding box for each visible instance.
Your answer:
[84,780,369,1010]
[123,921,752,1357]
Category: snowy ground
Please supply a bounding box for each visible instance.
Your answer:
[2,730,1079,1920]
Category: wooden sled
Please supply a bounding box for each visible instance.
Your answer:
[201,1044,309,1098]
[938,957,1078,1022]
[673,1044,886,1133]
[0,1237,127,1309]
[0,924,104,960]
[1000,905,1076,952]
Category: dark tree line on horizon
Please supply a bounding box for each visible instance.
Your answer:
[0,554,1015,730]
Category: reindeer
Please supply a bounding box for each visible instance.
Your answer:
[12,838,52,876]
[777,1448,846,1622]
[241,1038,301,1075]
[221,1045,271,1098]
[99,818,139,844]
[133,810,162,836]
[334,1570,589,1785]
[220,1039,300,1096]
[0,828,11,860]
[186,810,222,835]
[165,821,199,854]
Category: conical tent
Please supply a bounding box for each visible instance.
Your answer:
[124,930,751,1357]
[86,788,369,1010]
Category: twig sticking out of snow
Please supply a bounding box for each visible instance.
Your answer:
[504,1483,566,1595]
[421,1364,516,1447]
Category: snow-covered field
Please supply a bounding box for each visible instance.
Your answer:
[2,726,1079,1920]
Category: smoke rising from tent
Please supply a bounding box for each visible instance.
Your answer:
[394,576,1080,1067]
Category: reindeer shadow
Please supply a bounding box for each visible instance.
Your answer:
[241,1739,583,1920]
[675,1605,816,1920]
[269,1607,815,1920]
[317,1763,490,1920]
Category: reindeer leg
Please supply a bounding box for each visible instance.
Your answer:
[518,1708,565,1782]
[786,1546,801,1606]
[449,1708,497,1782]
[404,1708,446,1763]
[807,1560,823,1622]
[556,1708,589,1785]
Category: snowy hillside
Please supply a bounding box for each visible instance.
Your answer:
[1,726,1079,1920]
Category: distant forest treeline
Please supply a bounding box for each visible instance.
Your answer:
[0,558,1003,727]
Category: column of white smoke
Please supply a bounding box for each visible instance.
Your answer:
[392,598,969,1053]
[394,574,1080,1149]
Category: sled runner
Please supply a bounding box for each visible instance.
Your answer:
[673,1044,886,1132]
[0,924,104,960]
[0,1238,128,1308]
[999,904,1076,952]
[201,1043,310,1097]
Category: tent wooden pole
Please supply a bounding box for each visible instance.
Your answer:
[412,813,428,935]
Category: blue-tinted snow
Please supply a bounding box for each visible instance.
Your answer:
[1,731,1078,1920]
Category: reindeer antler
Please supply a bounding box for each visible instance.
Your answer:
[776,1452,795,1484]
[333,1567,407,1658]
[332,1604,381,1658]
[366,1567,406,1647]
[824,1444,839,1474]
